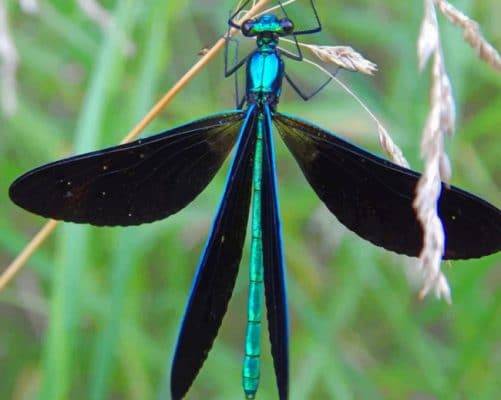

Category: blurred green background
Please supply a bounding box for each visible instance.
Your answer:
[1,0,500,399]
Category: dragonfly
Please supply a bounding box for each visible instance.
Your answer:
[8,1,501,399]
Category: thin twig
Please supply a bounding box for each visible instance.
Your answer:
[0,220,58,290]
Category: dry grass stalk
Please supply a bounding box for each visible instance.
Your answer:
[281,38,397,165]
[418,0,440,70]
[0,0,19,116]
[414,0,455,302]
[234,0,254,21]
[415,0,501,302]
[301,57,409,168]
[377,124,410,168]
[434,0,501,71]
[281,38,378,75]
[414,53,451,302]
[258,0,297,16]
[307,45,378,75]
[415,0,500,301]
[235,0,297,20]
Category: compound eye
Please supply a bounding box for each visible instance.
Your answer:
[241,19,256,36]
[280,18,294,35]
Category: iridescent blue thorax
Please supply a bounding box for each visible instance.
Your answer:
[245,48,284,108]
[244,15,287,109]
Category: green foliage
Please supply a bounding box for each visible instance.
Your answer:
[1,1,499,399]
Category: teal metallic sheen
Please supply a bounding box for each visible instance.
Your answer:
[247,52,283,96]
[246,49,284,105]
[242,115,265,399]
[246,14,284,35]
[241,13,289,399]
[243,355,260,399]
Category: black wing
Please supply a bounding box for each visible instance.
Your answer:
[274,113,501,260]
[9,111,245,226]
[263,106,289,400]
[170,107,257,400]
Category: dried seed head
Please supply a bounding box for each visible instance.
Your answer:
[418,0,440,70]
[307,45,378,75]
[435,0,501,70]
